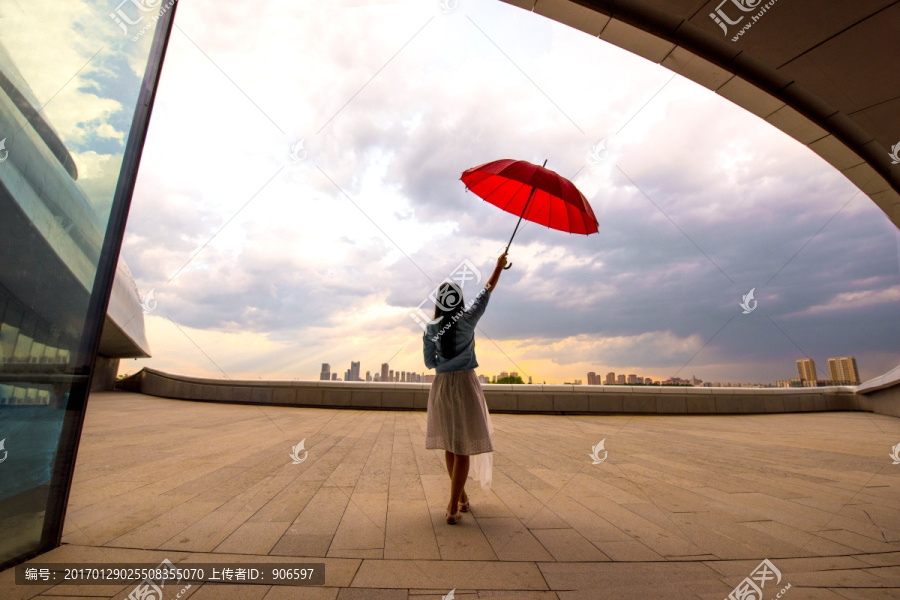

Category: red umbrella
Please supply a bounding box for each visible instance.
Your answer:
[460,158,599,269]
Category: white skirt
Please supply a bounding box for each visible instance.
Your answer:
[425,369,495,490]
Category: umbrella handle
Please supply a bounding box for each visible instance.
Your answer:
[503,262,512,270]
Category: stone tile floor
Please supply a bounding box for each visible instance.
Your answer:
[2,391,900,599]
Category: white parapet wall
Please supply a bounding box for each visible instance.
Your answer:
[117,368,873,416]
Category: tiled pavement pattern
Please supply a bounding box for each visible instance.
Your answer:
[2,391,900,599]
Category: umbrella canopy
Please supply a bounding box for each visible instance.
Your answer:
[461,158,599,236]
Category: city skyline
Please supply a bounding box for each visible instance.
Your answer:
[276,356,866,388]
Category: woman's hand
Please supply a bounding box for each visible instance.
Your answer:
[486,252,508,290]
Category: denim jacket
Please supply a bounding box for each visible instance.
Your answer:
[423,287,491,373]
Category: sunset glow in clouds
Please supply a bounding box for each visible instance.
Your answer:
[105,0,899,384]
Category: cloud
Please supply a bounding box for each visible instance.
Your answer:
[116,0,900,384]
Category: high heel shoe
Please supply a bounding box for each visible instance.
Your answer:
[459,499,469,512]
[445,510,461,524]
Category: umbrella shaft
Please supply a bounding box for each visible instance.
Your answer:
[506,186,537,251]
[505,159,547,252]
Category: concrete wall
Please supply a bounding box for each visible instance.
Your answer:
[857,364,900,418]
[120,368,871,416]
[858,387,900,418]
[91,357,120,392]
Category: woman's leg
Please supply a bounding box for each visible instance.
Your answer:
[444,450,454,477]
[445,451,467,505]
[447,453,470,515]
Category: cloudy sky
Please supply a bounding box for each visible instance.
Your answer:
[97,0,900,384]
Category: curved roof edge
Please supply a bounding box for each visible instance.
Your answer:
[99,257,151,359]
[502,0,900,228]
[857,363,900,395]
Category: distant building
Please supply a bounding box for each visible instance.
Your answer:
[373,373,380,382]
[320,363,330,381]
[626,374,637,384]
[528,376,532,384]
[828,356,860,385]
[644,377,653,384]
[662,377,692,386]
[381,363,389,382]
[777,378,804,388]
[616,374,626,384]
[331,373,337,381]
[350,361,361,381]
[365,371,371,382]
[425,374,436,383]
[605,372,616,385]
[499,371,508,380]
[587,371,597,385]
[797,358,817,386]
[389,369,394,382]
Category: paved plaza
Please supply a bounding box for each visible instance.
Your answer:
[2,391,900,599]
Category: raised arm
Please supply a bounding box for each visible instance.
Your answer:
[485,252,508,291]
[423,330,438,369]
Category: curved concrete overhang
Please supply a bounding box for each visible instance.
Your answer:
[99,258,151,359]
[0,41,150,361]
[502,0,900,228]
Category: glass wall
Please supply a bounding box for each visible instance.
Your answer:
[0,0,176,567]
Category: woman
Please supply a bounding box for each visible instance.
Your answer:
[423,252,508,524]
